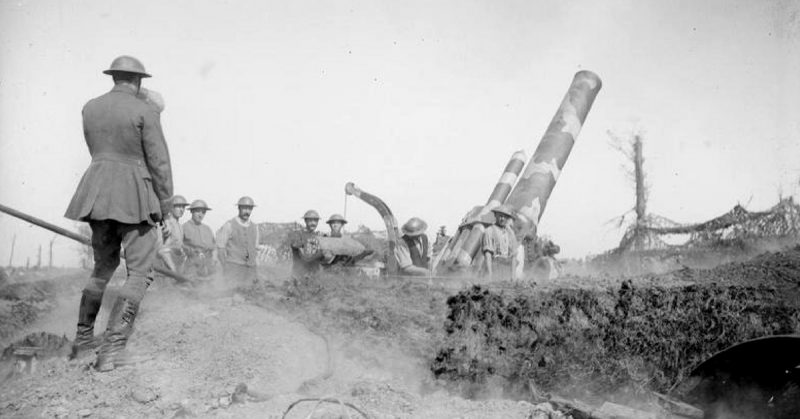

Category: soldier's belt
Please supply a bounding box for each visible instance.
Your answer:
[91,152,145,167]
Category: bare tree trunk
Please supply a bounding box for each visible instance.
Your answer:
[49,236,56,269]
[37,245,42,269]
[8,234,15,267]
[633,135,646,250]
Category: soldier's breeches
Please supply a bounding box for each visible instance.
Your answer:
[85,220,158,299]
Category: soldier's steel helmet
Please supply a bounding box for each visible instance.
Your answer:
[171,195,189,207]
[236,196,256,207]
[103,55,152,78]
[326,214,347,225]
[401,217,428,237]
[491,204,517,220]
[188,200,212,211]
[302,210,320,220]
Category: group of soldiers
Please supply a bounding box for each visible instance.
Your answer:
[61,55,522,372]
[156,195,262,284]
[157,195,521,281]
[388,211,518,279]
[158,196,355,281]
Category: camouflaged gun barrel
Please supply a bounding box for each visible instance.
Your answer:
[438,205,480,270]
[483,150,528,213]
[451,150,528,268]
[345,182,400,274]
[505,70,602,240]
[433,220,471,273]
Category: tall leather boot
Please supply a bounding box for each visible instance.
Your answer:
[94,297,142,372]
[69,290,104,360]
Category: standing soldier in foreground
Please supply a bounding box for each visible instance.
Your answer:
[394,217,431,276]
[216,196,260,285]
[158,194,189,274]
[289,210,323,278]
[182,200,217,279]
[64,56,173,371]
[481,204,519,281]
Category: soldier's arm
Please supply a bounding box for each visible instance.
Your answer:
[207,227,219,261]
[510,254,517,282]
[216,222,231,264]
[141,108,174,217]
[394,243,429,276]
[482,230,494,277]
[512,240,524,281]
[426,236,433,269]
[82,106,92,151]
[393,242,413,271]
[484,250,493,277]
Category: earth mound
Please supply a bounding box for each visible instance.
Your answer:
[431,247,800,401]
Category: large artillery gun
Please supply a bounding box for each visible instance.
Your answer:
[343,71,602,280]
[439,70,602,279]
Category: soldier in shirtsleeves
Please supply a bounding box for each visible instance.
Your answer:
[182,199,217,279]
[157,194,189,274]
[394,217,432,276]
[482,204,519,281]
[289,209,324,278]
[216,196,261,285]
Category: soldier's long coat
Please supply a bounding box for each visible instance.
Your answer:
[65,84,173,224]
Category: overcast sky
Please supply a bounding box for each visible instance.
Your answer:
[1,0,799,267]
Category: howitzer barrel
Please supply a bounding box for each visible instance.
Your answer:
[433,224,471,273]
[483,150,527,214]
[345,182,400,274]
[0,203,191,283]
[454,224,486,267]
[440,205,481,269]
[505,70,602,240]
[448,150,527,269]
